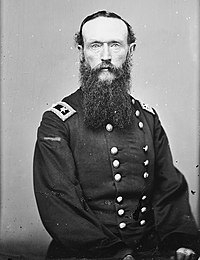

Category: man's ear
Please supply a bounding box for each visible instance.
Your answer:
[78,45,84,61]
[129,43,136,55]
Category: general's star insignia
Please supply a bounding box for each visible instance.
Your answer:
[47,101,76,121]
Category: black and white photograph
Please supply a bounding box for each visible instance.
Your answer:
[1,1,200,259]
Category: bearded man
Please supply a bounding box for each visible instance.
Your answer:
[33,11,200,260]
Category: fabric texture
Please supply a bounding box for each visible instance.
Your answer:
[33,88,200,259]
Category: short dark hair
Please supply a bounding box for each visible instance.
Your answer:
[74,10,136,47]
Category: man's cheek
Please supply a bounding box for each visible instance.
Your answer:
[112,54,127,67]
[84,54,100,69]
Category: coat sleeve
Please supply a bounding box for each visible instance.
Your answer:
[152,111,200,252]
[33,111,132,258]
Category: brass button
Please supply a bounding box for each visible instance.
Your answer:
[144,160,149,166]
[140,220,146,226]
[111,147,118,155]
[113,160,120,168]
[119,222,126,229]
[141,195,147,200]
[135,110,140,117]
[141,207,147,213]
[143,172,149,179]
[114,174,122,182]
[138,122,143,129]
[116,196,123,203]
[143,145,148,152]
[106,123,113,132]
[118,209,125,216]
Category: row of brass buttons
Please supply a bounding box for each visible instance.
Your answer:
[139,106,149,226]
[105,100,149,229]
[106,125,125,229]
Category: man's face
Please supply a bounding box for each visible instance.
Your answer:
[80,17,131,82]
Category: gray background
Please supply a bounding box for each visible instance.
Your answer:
[1,0,199,258]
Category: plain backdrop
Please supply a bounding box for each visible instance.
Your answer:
[1,0,199,258]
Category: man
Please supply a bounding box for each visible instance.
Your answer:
[33,11,200,259]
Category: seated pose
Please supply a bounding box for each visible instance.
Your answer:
[33,10,200,260]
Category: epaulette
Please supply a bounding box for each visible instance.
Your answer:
[47,101,76,121]
[139,101,155,115]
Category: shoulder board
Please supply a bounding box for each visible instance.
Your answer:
[47,101,76,121]
[139,101,155,115]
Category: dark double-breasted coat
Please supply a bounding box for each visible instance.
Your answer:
[33,88,199,259]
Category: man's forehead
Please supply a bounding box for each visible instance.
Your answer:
[82,17,128,42]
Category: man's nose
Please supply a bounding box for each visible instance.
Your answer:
[101,43,111,62]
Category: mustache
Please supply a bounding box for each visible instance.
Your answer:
[94,61,117,71]
[91,61,122,77]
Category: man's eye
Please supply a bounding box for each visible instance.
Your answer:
[110,43,121,51]
[90,43,101,50]
[111,43,120,48]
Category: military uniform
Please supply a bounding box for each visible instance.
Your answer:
[33,88,199,259]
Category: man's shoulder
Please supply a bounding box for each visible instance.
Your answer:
[133,97,155,116]
[45,88,82,122]
[138,100,155,115]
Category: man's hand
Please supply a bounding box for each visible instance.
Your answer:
[175,248,198,260]
[123,254,135,260]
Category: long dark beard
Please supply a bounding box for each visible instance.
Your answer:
[80,55,134,129]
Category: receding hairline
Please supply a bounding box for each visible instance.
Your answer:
[82,15,128,29]
[81,16,129,39]
[74,10,136,47]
